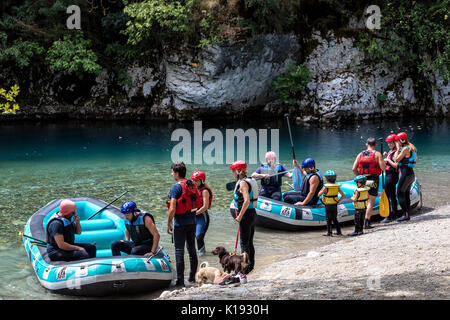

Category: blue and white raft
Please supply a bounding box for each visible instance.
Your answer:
[230,177,422,231]
[23,197,173,296]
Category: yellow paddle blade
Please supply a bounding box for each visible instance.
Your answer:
[379,190,390,217]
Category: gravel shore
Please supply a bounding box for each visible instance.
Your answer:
[158,206,450,300]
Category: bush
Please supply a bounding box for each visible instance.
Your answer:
[272,62,311,104]
[0,84,20,114]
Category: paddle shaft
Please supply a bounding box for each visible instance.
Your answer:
[284,114,296,160]
[87,190,129,220]
[20,233,47,245]
[379,138,385,188]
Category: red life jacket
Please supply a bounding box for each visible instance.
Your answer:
[385,149,398,172]
[197,185,213,209]
[358,150,382,176]
[166,179,199,215]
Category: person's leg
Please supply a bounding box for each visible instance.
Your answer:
[325,206,332,236]
[111,240,133,256]
[195,213,206,253]
[185,224,198,282]
[348,211,360,237]
[283,192,305,204]
[48,248,90,261]
[384,173,399,221]
[397,174,414,221]
[173,226,187,285]
[239,209,256,273]
[330,205,341,235]
[365,195,376,228]
[271,191,282,201]
[76,243,97,258]
[130,243,153,255]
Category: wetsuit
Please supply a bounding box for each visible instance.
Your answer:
[397,147,416,216]
[385,149,400,219]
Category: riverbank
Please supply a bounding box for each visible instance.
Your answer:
[158,206,450,300]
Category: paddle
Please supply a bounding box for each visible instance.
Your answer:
[225,169,293,191]
[87,190,130,220]
[378,138,390,218]
[19,232,48,245]
[284,114,302,191]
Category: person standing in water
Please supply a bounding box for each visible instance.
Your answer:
[190,170,213,257]
[394,132,417,222]
[230,160,259,274]
[381,134,401,223]
[352,137,386,229]
[251,151,292,201]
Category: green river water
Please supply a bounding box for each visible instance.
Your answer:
[0,118,449,299]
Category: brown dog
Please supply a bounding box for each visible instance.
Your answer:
[211,246,249,274]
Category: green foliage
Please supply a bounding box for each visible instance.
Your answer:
[358,0,450,82]
[122,0,195,45]
[198,13,224,48]
[46,32,102,79]
[272,62,312,104]
[0,84,20,114]
[0,32,44,69]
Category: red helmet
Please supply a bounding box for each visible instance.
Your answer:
[191,170,206,181]
[60,199,77,216]
[396,132,408,142]
[229,160,247,171]
[385,134,399,142]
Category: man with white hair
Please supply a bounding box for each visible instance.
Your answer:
[251,151,292,201]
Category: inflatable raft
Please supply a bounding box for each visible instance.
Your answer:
[230,176,422,231]
[23,197,173,296]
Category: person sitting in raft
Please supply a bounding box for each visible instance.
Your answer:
[348,175,371,237]
[317,170,345,236]
[283,157,324,206]
[190,170,213,257]
[111,201,160,257]
[46,199,97,261]
[251,151,292,201]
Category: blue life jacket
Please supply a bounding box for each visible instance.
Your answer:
[300,170,324,205]
[46,213,76,247]
[124,211,155,245]
[398,146,416,168]
[260,163,284,190]
[233,177,259,210]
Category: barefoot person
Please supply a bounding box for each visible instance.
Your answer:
[190,170,213,257]
[352,137,386,229]
[394,132,418,222]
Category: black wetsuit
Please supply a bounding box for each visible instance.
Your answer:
[385,150,400,218]
[397,166,415,216]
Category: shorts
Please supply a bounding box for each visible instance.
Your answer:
[366,176,379,197]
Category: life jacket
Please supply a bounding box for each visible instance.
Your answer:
[358,150,382,177]
[166,179,199,215]
[353,186,370,210]
[398,146,417,168]
[233,177,259,210]
[125,211,154,245]
[320,183,341,205]
[260,163,284,189]
[197,184,213,209]
[300,170,324,205]
[385,149,398,172]
[46,213,76,247]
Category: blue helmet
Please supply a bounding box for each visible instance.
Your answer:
[324,170,337,177]
[121,201,137,214]
[301,157,316,169]
[354,175,367,183]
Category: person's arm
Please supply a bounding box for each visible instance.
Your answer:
[236,181,250,223]
[251,167,268,179]
[167,198,177,235]
[394,146,409,162]
[124,228,130,241]
[352,154,360,175]
[195,189,210,215]
[376,151,386,171]
[317,186,326,197]
[351,190,358,202]
[144,216,160,256]
[338,189,346,202]
[73,214,82,235]
[295,175,320,206]
[384,157,398,169]
[53,234,85,251]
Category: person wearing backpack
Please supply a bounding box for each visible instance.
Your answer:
[352,137,386,229]
[166,161,199,287]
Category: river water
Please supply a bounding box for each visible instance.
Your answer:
[0,118,449,299]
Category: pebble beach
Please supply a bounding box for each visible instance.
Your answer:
[158,206,450,300]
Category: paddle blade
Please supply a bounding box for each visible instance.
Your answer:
[292,166,302,191]
[379,190,390,217]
